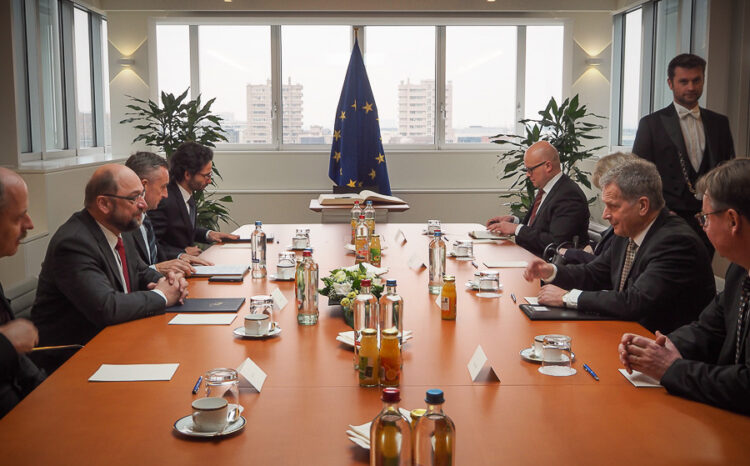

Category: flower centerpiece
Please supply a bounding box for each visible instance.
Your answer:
[318,263,386,328]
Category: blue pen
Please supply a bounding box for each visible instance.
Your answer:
[192,375,203,394]
[583,363,599,381]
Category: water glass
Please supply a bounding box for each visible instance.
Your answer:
[205,368,241,419]
[453,240,473,258]
[476,271,501,298]
[427,220,441,234]
[277,251,296,279]
[538,335,576,376]
[250,295,275,330]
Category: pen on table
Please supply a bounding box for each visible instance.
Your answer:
[192,376,203,394]
[583,363,599,381]
[471,260,479,269]
[31,344,84,352]
[510,293,517,303]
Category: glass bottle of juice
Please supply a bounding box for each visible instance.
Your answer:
[379,279,403,346]
[369,234,382,267]
[414,389,456,466]
[428,231,446,294]
[364,200,376,234]
[358,328,379,387]
[379,328,401,387]
[440,275,456,320]
[353,279,378,370]
[355,215,370,264]
[350,201,362,245]
[370,387,412,466]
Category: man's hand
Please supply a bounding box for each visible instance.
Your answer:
[618,331,682,380]
[150,275,189,307]
[538,284,567,307]
[487,221,517,236]
[155,259,196,277]
[0,319,39,354]
[207,231,240,243]
[184,246,202,256]
[486,215,514,228]
[181,255,213,266]
[523,259,555,282]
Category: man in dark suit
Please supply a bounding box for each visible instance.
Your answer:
[31,164,188,370]
[620,159,750,415]
[148,142,237,260]
[486,141,590,257]
[124,152,213,276]
[524,158,715,334]
[0,168,45,418]
[632,53,735,254]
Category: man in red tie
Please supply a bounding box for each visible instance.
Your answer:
[31,164,189,373]
[486,140,590,256]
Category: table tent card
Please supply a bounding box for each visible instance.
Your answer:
[394,229,407,245]
[237,357,267,392]
[467,345,500,383]
[408,254,426,271]
[271,287,288,311]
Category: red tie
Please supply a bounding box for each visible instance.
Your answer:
[527,189,545,226]
[115,237,131,292]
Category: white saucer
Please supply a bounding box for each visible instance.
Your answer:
[233,325,282,338]
[465,281,503,292]
[268,274,294,282]
[538,366,577,377]
[448,252,474,261]
[520,347,576,364]
[286,245,309,251]
[173,414,246,437]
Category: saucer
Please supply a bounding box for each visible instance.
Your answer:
[520,347,576,364]
[268,274,295,282]
[448,252,474,261]
[286,245,309,251]
[465,281,503,292]
[233,325,282,338]
[173,414,246,437]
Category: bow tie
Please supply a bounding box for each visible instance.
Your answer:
[677,106,700,120]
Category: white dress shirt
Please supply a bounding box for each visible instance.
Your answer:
[674,101,705,172]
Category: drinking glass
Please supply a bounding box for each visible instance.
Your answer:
[205,368,241,420]
[476,272,501,298]
[250,295,275,331]
[538,335,576,376]
[427,220,441,234]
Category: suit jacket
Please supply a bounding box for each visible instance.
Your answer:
[126,219,154,266]
[515,173,590,257]
[632,104,735,214]
[148,182,209,260]
[663,264,750,415]
[552,209,715,333]
[31,209,166,348]
[562,225,615,265]
[0,283,45,419]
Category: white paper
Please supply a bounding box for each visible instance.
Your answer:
[221,243,253,249]
[533,306,551,312]
[394,229,407,244]
[525,296,539,305]
[271,287,288,311]
[89,363,179,382]
[192,265,250,276]
[618,369,662,387]
[470,230,509,240]
[407,254,426,270]
[483,261,528,268]
[237,357,267,392]
[168,314,237,325]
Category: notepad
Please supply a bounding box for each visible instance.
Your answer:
[524,296,539,305]
[484,261,528,268]
[89,363,179,382]
[192,265,250,276]
[469,231,509,240]
[619,369,662,387]
[168,314,237,325]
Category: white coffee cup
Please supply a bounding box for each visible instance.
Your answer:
[191,397,228,432]
[245,313,271,336]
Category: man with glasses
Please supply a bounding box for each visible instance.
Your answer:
[149,142,237,260]
[31,164,188,373]
[486,140,590,257]
[619,159,750,415]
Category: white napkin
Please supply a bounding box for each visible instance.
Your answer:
[347,408,412,450]
[618,369,662,387]
[336,330,413,347]
[343,263,389,276]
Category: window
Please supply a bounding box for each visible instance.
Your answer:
[156,25,190,97]
[74,7,94,148]
[619,8,643,147]
[653,0,680,111]
[525,26,563,120]
[101,19,111,149]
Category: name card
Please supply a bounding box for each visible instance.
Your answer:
[237,357,267,392]
[394,229,407,245]
[434,293,442,308]
[271,287,288,311]
[407,254,426,270]
[467,345,500,383]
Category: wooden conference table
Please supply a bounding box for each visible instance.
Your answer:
[1,223,749,465]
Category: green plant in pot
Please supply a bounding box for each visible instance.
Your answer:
[490,95,606,217]
[120,88,234,231]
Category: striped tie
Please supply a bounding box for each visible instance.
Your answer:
[143,215,158,265]
[618,239,637,292]
[734,277,750,364]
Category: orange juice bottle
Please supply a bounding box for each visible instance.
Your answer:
[379,328,401,387]
[359,328,380,387]
[441,275,456,320]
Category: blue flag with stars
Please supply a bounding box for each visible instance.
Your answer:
[328,39,391,195]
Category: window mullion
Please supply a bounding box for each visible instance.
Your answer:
[21,0,41,157]
[611,14,624,147]
[515,25,526,136]
[60,0,77,153]
[189,25,200,100]
[271,25,281,149]
[91,14,104,148]
[435,26,445,149]
[640,2,655,118]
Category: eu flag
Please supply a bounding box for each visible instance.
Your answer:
[328,39,391,195]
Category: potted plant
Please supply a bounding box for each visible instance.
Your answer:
[120,88,234,231]
[319,263,386,328]
[491,95,606,217]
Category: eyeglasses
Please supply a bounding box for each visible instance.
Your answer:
[695,209,727,227]
[197,171,212,179]
[524,160,547,174]
[101,190,146,204]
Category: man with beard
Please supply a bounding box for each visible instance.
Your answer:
[149,142,237,260]
[31,164,188,372]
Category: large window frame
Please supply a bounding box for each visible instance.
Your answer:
[149,17,571,153]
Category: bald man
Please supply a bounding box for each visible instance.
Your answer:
[31,164,188,371]
[0,168,44,418]
[486,141,590,256]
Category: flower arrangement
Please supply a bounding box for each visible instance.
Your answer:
[319,263,385,327]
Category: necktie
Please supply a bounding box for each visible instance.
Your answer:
[527,189,545,226]
[143,215,158,265]
[734,277,750,364]
[115,237,131,293]
[188,196,197,226]
[618,239,638,292]
[677,106,704,172]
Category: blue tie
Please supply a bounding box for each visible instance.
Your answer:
[143,215,158,265]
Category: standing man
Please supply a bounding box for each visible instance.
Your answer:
[619,159,750,415]
[632,53,735,254]
[124,152,213,275]
[149,142,238,260]
[0,168,44,418]
[485,141,590,257]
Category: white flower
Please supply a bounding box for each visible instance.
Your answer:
[333,270,347,282]
[333,281,352,296]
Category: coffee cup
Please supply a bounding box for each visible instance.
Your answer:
[245,313,271,336]
[191,397,228,432]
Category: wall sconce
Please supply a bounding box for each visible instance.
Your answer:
[108,40,148,83]
[117,57,135,67]
[573,41,611,83]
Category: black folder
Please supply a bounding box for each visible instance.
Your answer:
[166,298,246,313]
[519,303,614,321]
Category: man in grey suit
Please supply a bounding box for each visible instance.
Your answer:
[31,164,188,370]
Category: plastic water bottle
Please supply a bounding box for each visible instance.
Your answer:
[251,221,266,278]
[296,249,318,325]
[364,200,376,234]
[428,231,446,295]
[350,201,362,244]
[355,215,370,264]
[414,389,455,466]
[379,279,404,346]
[370,388,412,465]
[353,278,378,370]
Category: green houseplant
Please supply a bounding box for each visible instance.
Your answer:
[491,95,606,217]
[120,88,234,231]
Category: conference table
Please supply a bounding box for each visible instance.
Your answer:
[1,223,749,465]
